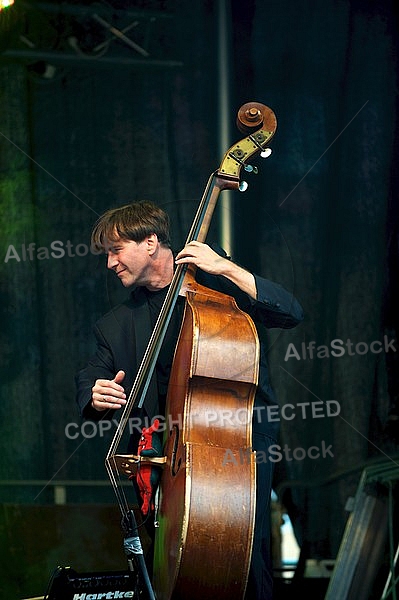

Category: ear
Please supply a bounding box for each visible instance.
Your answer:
[146,233,159,255]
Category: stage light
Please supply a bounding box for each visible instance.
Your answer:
[0,0,15,10]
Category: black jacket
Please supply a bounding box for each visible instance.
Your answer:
[75,259,303,439]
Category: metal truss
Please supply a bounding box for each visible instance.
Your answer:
[0,0,183,69]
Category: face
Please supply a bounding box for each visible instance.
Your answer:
[106,236,155,288]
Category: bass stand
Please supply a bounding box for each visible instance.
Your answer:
[108,447,166,600]
[121,509,157,600]
[109,449,166,599]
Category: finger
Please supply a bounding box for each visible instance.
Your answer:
[175,241,201,259]
[98,387,127,401]
[97,393,125,408]
[113,370,126,384]
[92,388,126,403]
[99,395,126,408]
[93,378,126,396]
[175,250,198,262]
[175,249,190,260]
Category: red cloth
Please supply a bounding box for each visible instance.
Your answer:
[134,418,161,515]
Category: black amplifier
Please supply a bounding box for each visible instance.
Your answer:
[40,566,140,600]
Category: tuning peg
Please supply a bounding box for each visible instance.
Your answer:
[244,164,258,174]
[260,148,272,158]
[249,133,273,159]
[239,181,249,192]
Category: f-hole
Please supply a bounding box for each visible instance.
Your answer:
[170,424,181,476]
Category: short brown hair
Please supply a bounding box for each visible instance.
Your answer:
[91,201,171,252]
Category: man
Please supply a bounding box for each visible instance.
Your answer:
[76,200,304,599]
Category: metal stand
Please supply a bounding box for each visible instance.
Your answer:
[325,459,399,600]
[122,510,156,600]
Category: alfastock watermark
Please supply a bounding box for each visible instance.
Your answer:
[222,440,334,466]
[284,336,396,361]
[3,240,102,263]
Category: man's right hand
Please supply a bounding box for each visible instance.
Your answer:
[91,370,127,411]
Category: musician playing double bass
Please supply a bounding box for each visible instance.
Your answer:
[76,200,304,600]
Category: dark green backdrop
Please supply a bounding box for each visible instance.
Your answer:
[0,0,398,597]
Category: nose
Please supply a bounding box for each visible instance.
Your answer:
[107,252,118,270]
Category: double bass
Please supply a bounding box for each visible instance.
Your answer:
[106,102,277,600]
